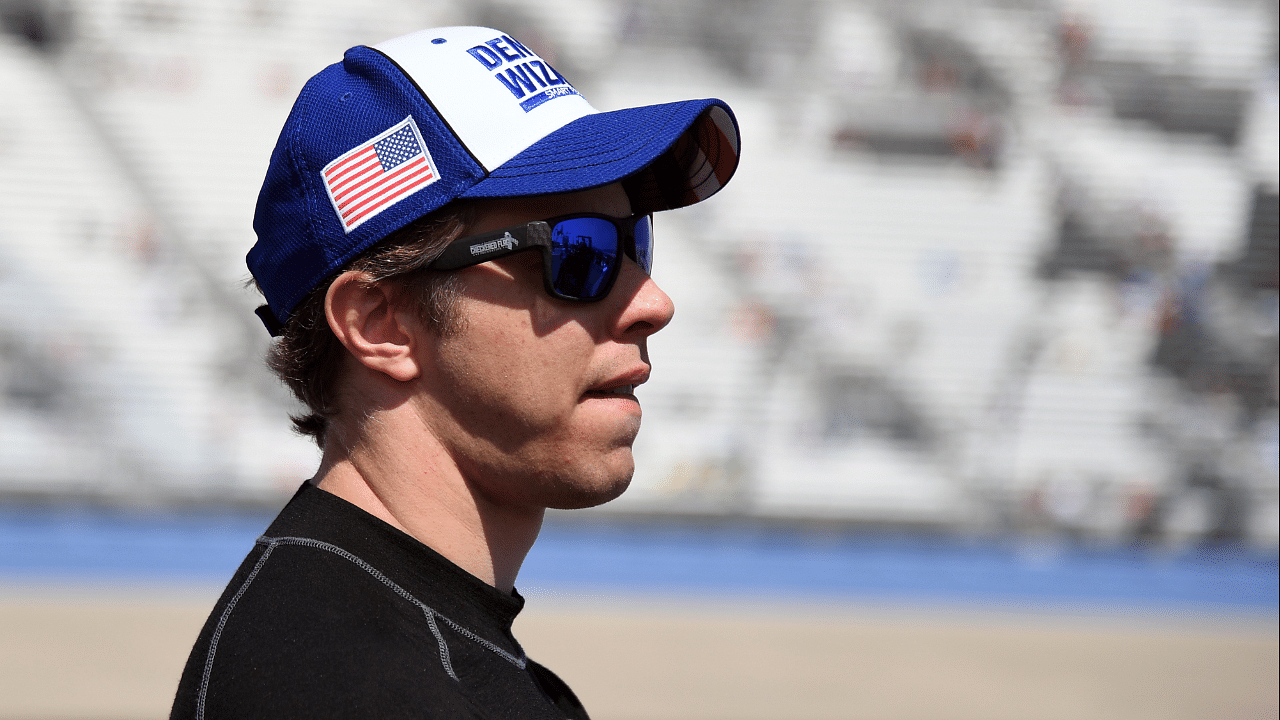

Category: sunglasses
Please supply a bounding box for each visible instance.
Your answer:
[428,213,653,302]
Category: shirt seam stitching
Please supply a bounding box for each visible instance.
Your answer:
[195,542,276,720]
[257,534,528,674]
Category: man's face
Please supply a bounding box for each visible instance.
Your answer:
[410,183,675,511]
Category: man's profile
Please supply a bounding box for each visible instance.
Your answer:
[169,25,739,719]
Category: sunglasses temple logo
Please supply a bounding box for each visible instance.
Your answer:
[469,231,520,257]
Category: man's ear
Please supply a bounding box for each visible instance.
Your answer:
[325,271,422,383]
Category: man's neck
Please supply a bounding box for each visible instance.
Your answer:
[311,421,544,594]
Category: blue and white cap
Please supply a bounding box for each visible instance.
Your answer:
[249,26,741,333]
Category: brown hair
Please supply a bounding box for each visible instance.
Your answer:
[261,203,476,447]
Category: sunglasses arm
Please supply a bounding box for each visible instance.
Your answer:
[428,221,552,271]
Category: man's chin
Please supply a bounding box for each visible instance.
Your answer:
[546,466,634,510]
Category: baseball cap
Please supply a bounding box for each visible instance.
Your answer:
[248,26,741,334]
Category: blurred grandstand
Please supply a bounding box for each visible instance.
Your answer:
[0,0,1275,547]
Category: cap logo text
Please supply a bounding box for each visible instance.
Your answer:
[466,35,581,112]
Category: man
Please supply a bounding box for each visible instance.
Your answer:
[170,25,739,719]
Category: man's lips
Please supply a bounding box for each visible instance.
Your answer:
[584,369,649,398]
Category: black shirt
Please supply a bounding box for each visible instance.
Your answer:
[170,482,589,719]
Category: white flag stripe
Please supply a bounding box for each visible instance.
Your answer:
[324,147,378,183]
[345,176,435,228]
[332,163,388,205]
[338,158,425,217]
[344,166,435,225]
[341,157,431,221]
[326,152,381,193]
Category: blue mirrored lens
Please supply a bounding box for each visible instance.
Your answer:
[550,218,619,299]
[633,215,653,274]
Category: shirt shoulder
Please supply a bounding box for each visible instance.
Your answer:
[171,540,476,719]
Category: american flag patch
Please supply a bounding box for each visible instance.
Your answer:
[322,117,439,233]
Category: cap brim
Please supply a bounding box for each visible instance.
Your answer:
[460,99,740,214]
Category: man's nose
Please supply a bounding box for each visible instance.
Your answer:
[613,258,675,338]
